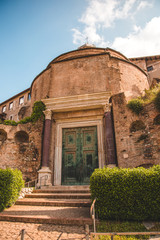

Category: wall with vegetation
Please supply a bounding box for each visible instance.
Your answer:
[0,102,45,182]
[112,86,160,168]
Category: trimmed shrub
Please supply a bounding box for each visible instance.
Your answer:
[127,99,143,115]
[90,166,160,221]
[0,168,24,212]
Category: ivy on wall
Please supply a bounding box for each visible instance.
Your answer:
[0,101,46,126]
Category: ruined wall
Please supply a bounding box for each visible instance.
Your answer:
[112,93,160,168]
[0,89,31,121]
[0,120,43,181]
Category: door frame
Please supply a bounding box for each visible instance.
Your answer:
[54,118,104,185]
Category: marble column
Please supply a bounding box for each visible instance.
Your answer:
[37,109,52,188]
[103,104,117,167]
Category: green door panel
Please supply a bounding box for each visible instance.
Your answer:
[62,126,98,185]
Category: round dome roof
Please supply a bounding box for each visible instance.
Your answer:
[47,45,129,67]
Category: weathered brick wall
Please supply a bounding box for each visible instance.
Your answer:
[31,50,149,104]
[0,119,43,181]
[112,93,160,168]
[31,68,51,105]
[118,61,149,99]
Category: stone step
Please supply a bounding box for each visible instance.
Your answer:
[33,189,90,194]
[25,193,91,199]
[40,185,90,190]
[16,198,91,207]
[0,205,92,226]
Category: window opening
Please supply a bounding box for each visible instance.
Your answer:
[9,102,13,110]
[147,66,153,72]
[19,96,24,104]
[28,92,31,100]
[2,106,6,112]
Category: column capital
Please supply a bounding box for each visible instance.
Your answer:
[43,109,52,120]
[103,103,112,113]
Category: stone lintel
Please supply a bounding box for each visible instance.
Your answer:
[42,92,111,112]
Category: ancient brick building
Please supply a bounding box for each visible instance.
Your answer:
[0,44,159,186]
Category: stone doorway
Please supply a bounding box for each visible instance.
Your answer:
[54,119,104,186]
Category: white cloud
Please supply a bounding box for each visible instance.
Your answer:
[72,28,85,45]
[137,1,153,11]
[73,0,138,45]
[72,0,154,48]
[111,17,160,57]
[80,0,118,28]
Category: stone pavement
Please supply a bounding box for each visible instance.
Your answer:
[0,221,89,240]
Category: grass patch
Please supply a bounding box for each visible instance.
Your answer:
[127,84,160,114]
[93,220,157,240]
[127,99,143,115]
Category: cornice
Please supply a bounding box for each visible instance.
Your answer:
[42,92,111,112]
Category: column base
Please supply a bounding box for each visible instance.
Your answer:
[107,164,117,168]
[37,167,52,188]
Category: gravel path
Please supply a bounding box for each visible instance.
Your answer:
[0,221,88,240]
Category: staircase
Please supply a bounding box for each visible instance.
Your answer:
[0,186,93,226]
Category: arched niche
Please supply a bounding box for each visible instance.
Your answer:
[130,120,146,133]
[15,131,29,143]
[0,129,7,142]
[154,114,160,125]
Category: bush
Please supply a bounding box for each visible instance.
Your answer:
[18,116,32,124]
[0,168,24,212]
[17,101,46,125]
[154,91,160,112]
[127,99,143,115]
[30,101,46,122]
[3,120,18,126]
[90,166,160,221]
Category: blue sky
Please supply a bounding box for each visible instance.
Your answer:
[0,0,160,103]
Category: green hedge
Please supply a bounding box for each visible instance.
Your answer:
[90,166,160,221]
[0,168,24,212]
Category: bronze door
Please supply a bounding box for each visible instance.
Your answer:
[62,126,98,185]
